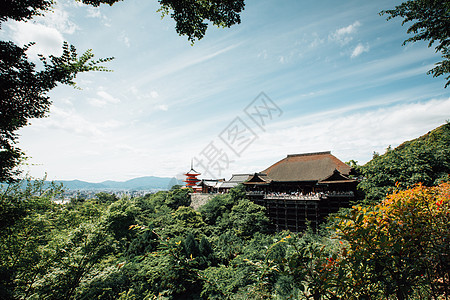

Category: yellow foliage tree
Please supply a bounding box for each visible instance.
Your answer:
[335,182,450,299]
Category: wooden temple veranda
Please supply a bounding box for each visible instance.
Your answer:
[243,152,357,232]
[185,151,358,232]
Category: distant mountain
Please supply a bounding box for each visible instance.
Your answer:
[57,180,108,190]
[54,176,182,191]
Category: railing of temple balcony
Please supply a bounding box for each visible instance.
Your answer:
[246,191,355,200]
[246,191,265,196]
[325,191,354,197]
[264,193,322,200]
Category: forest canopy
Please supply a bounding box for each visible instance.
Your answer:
[357,122,450,202]
[1,123,449,299]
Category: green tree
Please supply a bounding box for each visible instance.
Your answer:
[173,206,206,228]
[0,41,113,182]
[32,222,115,300]
[165,187,192,209]
[0,179,60,299]
[183,232,201,258]
[157,0,245,43]
[226,199,270,239]
[199,194,235,225]
[334,182,450,299]
[199,185,246,226]
[359,123,450,202]
[381,0,450,87]
[200,264,248,299]
[105,198,140,243]
[95,192,118,204]
[0,178,115,299]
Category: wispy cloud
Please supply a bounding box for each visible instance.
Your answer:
[37,2,79,34]
[157,104,169,111]
[29,106,123,137]
[134,43,242,85]
[243,98,450,172]
[119,32,131,47]
[329,21,361,45]
[257,50,268,59]
[85,6,111,26]
[88,90,121,107]
[150,91,159,99]
[87,7,102,18]
[308,33,325,49]
[351,43,370,58]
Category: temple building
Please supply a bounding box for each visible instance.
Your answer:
[244,151,357,232]
[196,174,252,194]
[196,179,225,193]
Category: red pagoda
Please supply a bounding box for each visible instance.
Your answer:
[184,161,201,188]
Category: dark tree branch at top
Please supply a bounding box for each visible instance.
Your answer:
[381,0,450,87]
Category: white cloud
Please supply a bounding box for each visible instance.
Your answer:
[337,21,360,35]
[157,104,169,111]
[251,98,450,167]
[118,31,131,47]
[29,106,122,137]
[122,36,130,47]
[88,98,108,107]
[97,90,120,103]
[87,7,102,18]
[257,50,268,59]
[351,43,370,58]
[7,22,64,57]
[37,4,78,34]
[151,91,159,98]
[86,6,111,26]
[309,36,324,49]
[88,90,121,107]
[3,0,79,58]
[329,21,361,45]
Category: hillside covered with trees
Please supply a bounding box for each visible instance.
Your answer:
[357,122,450,202]
[1,123,449,299]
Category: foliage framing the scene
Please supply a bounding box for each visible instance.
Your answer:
[381,0,450,87]
[1,168,449,299]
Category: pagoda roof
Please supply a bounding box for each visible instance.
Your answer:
[184,168,200,176]
[261,151,352,182]
[184,178,200,182]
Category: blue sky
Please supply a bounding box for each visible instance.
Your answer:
[1,0,449,182]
